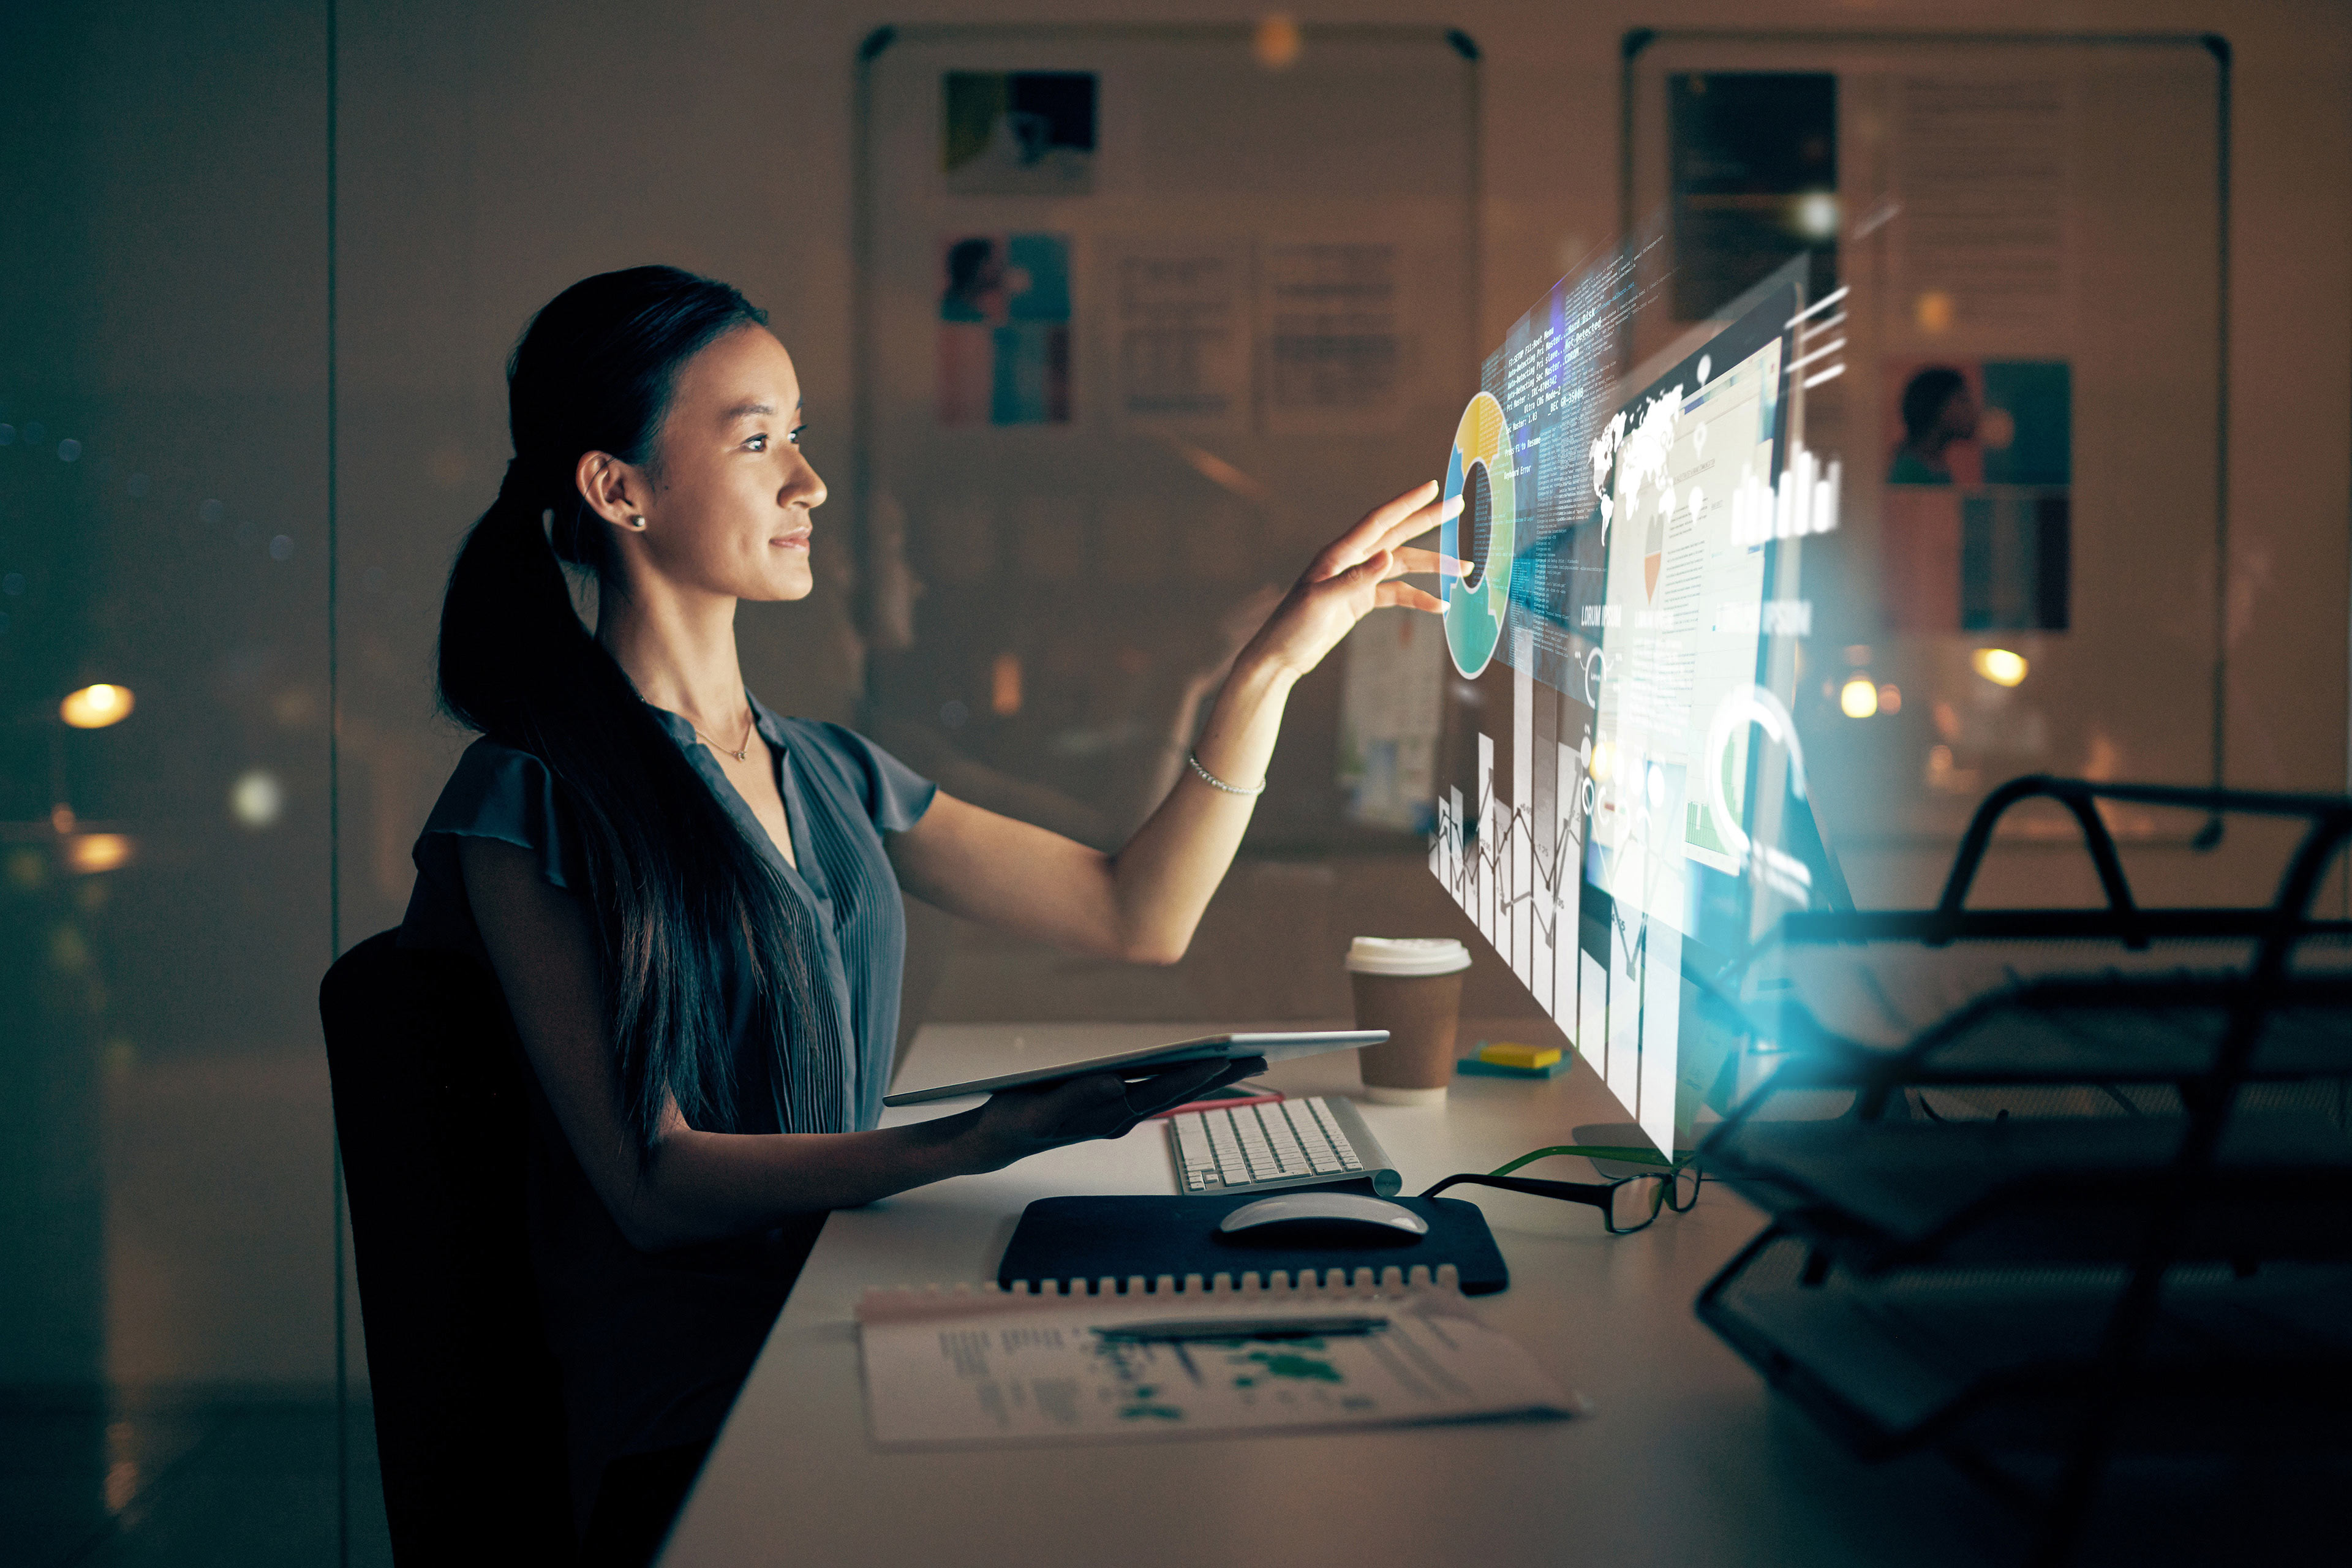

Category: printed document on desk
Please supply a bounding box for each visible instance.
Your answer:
[856,1280,1580,1448]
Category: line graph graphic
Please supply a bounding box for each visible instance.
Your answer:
[1428,626,1700,1154]
[1429,717,1683,1153]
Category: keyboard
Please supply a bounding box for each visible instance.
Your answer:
[1166,1095,1402,1197]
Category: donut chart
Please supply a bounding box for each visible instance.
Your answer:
[1441,391,1518,678]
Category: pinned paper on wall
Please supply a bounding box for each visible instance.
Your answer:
[1260,243,1406,434]
[1337,609,1446,833]
[938,233,1074,427]
[1881,358,2071,633]
[1106,237,1250,432]
[1668,72,1838,321]
[1887,76,2073,341]
[942,72,1097,196]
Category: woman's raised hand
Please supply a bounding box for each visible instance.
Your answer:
[1241,480,1464,682]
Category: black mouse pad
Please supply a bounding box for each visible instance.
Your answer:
[996,1185,1510,1295]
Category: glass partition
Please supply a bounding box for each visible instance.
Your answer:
[0,4,358,1557]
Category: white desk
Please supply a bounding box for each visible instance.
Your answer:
[660,1022,2014,1567]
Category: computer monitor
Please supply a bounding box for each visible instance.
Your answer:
[1431,254,1841,1154]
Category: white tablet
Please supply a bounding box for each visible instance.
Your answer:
[880,1030,1388,1107]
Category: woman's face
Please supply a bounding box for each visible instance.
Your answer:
[1935,385,1980,443]
[619,325,826,604]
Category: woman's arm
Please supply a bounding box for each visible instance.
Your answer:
[461,837,1242,1250]
[887,481,1457,964]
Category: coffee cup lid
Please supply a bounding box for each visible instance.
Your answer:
[1346,937,1471,976]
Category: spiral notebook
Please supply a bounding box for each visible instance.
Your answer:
[856,1270,1582,1449]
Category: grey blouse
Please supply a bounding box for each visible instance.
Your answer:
[401,696,937,1132]
[397,697,936,1523]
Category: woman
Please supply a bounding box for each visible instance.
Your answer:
[400,266,1452,1558]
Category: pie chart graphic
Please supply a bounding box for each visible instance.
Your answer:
[1441,391,1518,679]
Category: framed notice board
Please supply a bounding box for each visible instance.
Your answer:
[850,23,1478,852]
[1621,31,2229,848]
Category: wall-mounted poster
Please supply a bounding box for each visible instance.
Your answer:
[1668,72,1837,321]
[1105,237,1250,432]
[1880,357,2073,632]
[1887,77,2072,341]
[1260,242,1404,434]
[1337,608,1445,833]
[938,233,1073,427]
[942,72,1097,196]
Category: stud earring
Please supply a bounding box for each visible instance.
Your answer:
[627,515,647,530]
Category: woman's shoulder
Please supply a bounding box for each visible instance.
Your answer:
[763,711,937,832]
[415,735,582,884]
[425,735,560,826]
[402,736,582,953]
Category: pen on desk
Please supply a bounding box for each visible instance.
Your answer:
[1092,1315,1391,1343]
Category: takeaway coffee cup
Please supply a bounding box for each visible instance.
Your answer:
[1346,937,1472,1106]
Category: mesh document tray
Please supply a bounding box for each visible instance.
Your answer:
[1697,777,2352,1279]
[1702,1110,2352,1275]
[1688,777,2352,1540]
[1755,970,2352,1088]
[1698,1231,2352,1460]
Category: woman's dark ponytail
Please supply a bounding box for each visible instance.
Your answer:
[438,266,843,1161]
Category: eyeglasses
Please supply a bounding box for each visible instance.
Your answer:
[1419,1140,1703,1235]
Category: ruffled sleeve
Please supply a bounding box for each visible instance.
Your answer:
[398,738,587,959]
[792,720,938,834]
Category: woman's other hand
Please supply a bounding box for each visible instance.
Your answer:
[1240,480,1466,682]
[960,1056,1267,1170]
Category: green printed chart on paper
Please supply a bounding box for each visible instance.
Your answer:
[856,1291,1575,1447]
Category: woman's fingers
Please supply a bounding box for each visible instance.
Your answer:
[1390,546,1471,577]
[1384,487,1458,540]
[1117,1058,1268,1136]
[1311,481,1443,581]
[1096,1058,1254,1139]
[1355,478,1442,541]
[1324,494,1458,582]
[1376,582,1446,614]
[1118,1059,1238,1120]
[1370,491,1458,556]
[1209,1057,1268,1093]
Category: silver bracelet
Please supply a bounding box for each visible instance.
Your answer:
[1186,750,1265,796]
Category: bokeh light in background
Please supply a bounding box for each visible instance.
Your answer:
[1913,289,1956,335]
[60,683,135,728]
[1253,14,1302,70]
[230,769,284,829]
[1840,677,1880,718]
[990,652,1022,715]
[1971,647,2029,687]
[64,834,133,875]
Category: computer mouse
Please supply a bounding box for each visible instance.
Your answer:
[1216,1192,1430,1237]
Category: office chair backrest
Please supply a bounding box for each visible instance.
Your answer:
[320,929,575,1562]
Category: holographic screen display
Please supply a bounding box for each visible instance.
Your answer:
[1430,249,1846,1155]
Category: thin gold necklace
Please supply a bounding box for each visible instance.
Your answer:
[690,711,758,762]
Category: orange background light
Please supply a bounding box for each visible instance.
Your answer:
[61,683,136,729]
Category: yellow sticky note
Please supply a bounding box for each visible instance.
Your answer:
[1479,1041,1562,1071]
